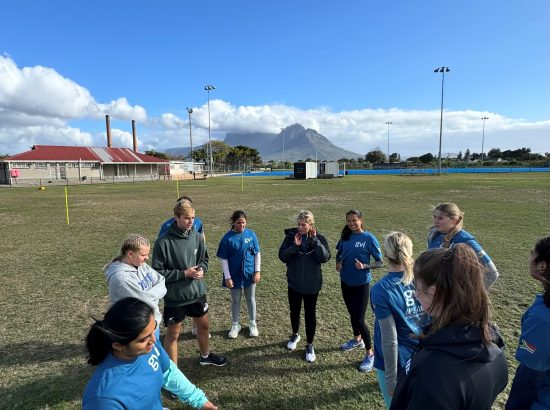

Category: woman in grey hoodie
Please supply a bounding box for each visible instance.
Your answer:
[104,234,167,336]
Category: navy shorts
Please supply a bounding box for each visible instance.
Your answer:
[163,295,209,326]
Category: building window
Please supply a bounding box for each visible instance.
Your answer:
[15,163,30,168]
[34,162,48,169]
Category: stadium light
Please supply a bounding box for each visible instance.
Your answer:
[481,116,489,167]
[434,66,450,175]
[385,121,392,162]
[204,85,215,177]
[186,108,193,165]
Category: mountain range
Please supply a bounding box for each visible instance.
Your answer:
[165,124,362,162]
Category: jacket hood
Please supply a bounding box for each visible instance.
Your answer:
[104,260,136,281]
[422,324,505,363]
[168,223,195,239]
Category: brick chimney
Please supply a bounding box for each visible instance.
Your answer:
[105,115,112,148]
[132,120,138,153]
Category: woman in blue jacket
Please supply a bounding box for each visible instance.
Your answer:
[428,202,499,288]
[82,297,217,409]
[217,210,261,339]
[506,237,550,410]
[336,209,383,372]
[279,210,330,362]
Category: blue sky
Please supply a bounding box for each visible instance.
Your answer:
[1,0,548,158]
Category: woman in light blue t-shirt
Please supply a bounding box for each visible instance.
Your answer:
[82,297,217,410]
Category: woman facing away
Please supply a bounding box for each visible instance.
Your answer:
[82,297,217,409]
[336,209,383,372]
[104,234,166,337]
[506,237,550,410]
[217,210,261,338]
[279,210,331,362]
[370,232,425,408]
[390,245,508,410]
[428,202,499,288]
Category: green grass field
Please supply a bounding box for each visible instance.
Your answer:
[1,173,549,409]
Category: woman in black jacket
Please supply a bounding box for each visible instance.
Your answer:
[390,244,508,409]
[279,210,331,363]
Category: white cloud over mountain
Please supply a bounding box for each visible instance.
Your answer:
[1,55,548,158]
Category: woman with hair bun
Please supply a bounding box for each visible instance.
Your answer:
[506,237,550,410]
[82,297,217,409]
[370,232,424,408]
[390,245,508,410]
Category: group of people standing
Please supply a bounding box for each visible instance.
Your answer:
[81,196,550,410]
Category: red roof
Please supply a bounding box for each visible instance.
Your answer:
[6,145,168,163]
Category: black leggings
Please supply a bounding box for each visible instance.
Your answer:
[341,281,372,350]
[288,287,319,344]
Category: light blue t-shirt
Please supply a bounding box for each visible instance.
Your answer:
[428,229,493,266]
[158,216,203,239]
[370,271,425,371]
[83,340,169,409]
[515,294,550,410]
[336,231,382,286]
[216,228,260,288]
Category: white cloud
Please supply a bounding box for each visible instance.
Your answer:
[1,55,548,158]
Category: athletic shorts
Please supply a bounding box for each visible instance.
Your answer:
[163,295,209,326]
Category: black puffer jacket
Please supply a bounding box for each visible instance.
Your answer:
[278,228,331,294]
[390,323,508,410]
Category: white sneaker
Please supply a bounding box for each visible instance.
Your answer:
[305,344,316,363]
[287,334,301,350]
[249,321,259,337]
[228,322,241,339]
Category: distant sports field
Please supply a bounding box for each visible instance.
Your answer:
[1,173,548,409]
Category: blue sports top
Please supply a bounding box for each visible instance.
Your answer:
[514,294,550,409]
[158,216,203,239]
[336,231,382,286]
[428,229,493,266]
[83,339,206,409]
[216,228,260,288]
[370,271,425,371]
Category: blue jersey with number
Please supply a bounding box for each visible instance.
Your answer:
[83,339,169,409]
[217,228,260,288]
[158,216,203,239]
[336,231,382,286]
[428,229,493,266]
[514,294,550,409]
[370,271,425,371]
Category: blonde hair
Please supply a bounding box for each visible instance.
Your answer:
[105,234,150,270]
[383,232,414,285]
[173,199,194,218]
[429,203,464,246]
[297,210,315,226]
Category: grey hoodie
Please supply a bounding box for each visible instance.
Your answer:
[104,261,167,325]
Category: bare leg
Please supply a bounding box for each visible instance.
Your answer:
[194,314,210,356]
[164,321,182,365]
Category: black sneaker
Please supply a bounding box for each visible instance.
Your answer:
[199,352,228,366]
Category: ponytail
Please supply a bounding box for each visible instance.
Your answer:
[85,298,154,366]
[383,232,414,285]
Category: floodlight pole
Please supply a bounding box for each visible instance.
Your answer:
[186,108,193,165]
[281,127,285,170]
[481,116,489,167]
[434,66,450,176]
[385,121,392,162]
[204,85,215,178]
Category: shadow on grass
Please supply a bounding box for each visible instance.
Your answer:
[0,363,91,410]
[0,341,85,366]
[216,380,380,410]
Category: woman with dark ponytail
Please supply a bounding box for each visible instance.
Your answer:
[390,245,508,409]
[83,297,217,409]
[506,237,550,410]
